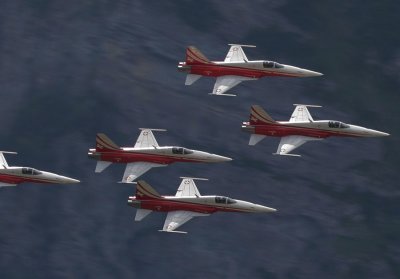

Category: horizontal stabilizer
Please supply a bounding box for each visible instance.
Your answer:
[135,209,152,221]
[185,74,202,85]
[249,134,266,146]
[95,161,112,173]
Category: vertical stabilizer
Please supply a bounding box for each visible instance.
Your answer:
[186,46,212,65]
[250,105,275,125]
[96,133,120,152]
[136,180,162,200]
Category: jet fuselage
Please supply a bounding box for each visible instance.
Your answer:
[128,195,276,214]
[242,120,389,138]
[0,167,79,185]
[178,60,322,78]
[88,146,232,165]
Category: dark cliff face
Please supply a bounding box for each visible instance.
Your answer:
[0,1,398,278]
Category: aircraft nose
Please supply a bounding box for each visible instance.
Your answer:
[374,131,390,137]
[209,154,232,162]
[259,205,277,213]
[301,69,323,77]
[364,129,390,137]
[62,177,80,184]
[252,204,277,213]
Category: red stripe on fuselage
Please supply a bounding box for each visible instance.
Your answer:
[130,198,253,214]
[91,150,209,164]
[188,64,299,78]
[246,123,363,138]
[0,173,54,184]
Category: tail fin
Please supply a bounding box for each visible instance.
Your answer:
[250,105,276,125]
[136,180,162,200]
[96,133,120,152]
[186,46,212,65]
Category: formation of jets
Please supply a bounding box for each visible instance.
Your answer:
[1,44,389,234]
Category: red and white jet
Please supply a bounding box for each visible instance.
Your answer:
[128,177,276,233]
[178,44,323,96]
[88,129,232,183]
[242,105,390,156]
[0,151,79,187]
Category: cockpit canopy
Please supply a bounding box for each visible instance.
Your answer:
[328,121,350,129]
[172,147,193,155]
[215,196,236,204]
[263,61,284,69]
[22,167,42,175]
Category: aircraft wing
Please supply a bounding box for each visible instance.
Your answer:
[224,45,249,62]
[134,129,159,148]
[0,153,8,169]
[289,105,319,122]
[0,151,16,169]
[211,76,256,96]
[276,135,322,156]
[161,210,209,233]
[0,182,17,187]
[175,178,201,197]
[122,162,166,183]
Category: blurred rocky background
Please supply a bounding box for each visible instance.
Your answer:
[0,1,399,278]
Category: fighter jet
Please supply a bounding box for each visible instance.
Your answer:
[88,129,232,183]
[178,44,323,96]
[0,151,79,187]
[242,105,390,156]
[128,177,276,233]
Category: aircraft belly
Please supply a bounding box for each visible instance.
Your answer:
[0,173,24,184]
[140,200,217,214]
[0,173,56,184]
[190,65,264,78]
[99,152,174,164]
[254,125,330,138]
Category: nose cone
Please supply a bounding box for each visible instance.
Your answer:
[60,176,80,184]
[207,154,232,163]
[299,69,323,77]
[255,205,277,213]
[358,127,390,137]
[372,130,390,137]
